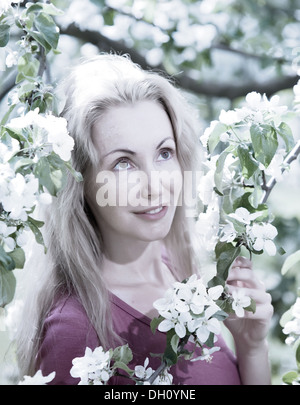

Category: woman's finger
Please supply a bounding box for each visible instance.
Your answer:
[232,256,252,269]
[227,267,265,290]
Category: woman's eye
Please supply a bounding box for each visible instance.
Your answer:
[114,159,132,171]
[158,149,174,161]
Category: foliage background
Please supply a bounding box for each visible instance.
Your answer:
[1,0,300,384]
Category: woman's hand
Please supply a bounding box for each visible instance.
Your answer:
[224,256,274,384]
[224,256,273,346]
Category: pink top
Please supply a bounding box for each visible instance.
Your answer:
[38,293,241,385]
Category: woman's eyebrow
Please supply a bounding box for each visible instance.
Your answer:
[156,137,175,149]
[104,148,136,158]
[104,137,175,158]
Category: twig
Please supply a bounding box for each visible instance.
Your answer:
[260,140,300,204]
[147,359,168,385]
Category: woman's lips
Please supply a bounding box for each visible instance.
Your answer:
[133,205,168,220]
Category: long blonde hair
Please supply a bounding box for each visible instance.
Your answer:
[16,54,203,377]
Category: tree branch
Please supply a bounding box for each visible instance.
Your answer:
[260,140,300,204]
[60,24,299,100]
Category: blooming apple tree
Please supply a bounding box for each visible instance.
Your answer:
[0,1,81,308]
[1,0,300,386]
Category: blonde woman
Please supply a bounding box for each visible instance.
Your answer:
[16,54,273,385]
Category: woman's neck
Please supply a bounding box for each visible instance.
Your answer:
[101,239,175,318]
[102,239,163,282]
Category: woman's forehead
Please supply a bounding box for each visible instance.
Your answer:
[91,101,175,155]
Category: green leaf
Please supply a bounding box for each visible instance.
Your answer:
[0,266,16,307]
[150,315,164,334]
[277,122,295,151]
[16,53,40,83]
[244,297,256,314]
[163,330,178,366]
[296,343,300,367]
[26,2,64,16]
[282,371,299,385]
[64,161,83,183]
[112,344,133,365]
[25,3,43,14]
[34,155,66,196]
[170,333,179,353]
[279,307,293,327]
[112,361,134,376]
[204,332,215,348]
[281,249,300,275]
[4,127,29,144]
[34,12,59,50]
[27,216,45,249]
[28,29,52,53]
[213,309,229,321]
[8,248,25,269]
[210,242,241,287]
[237,144,259,179]
[250,124,278,167]
[0,104,16,126]
[0,24,10,47]
[41,3,65,16]
[0,245,15,271]
[207,122,228,153]
[214,148,231,194]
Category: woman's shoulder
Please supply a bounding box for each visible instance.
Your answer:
[38,293,99,384]
[46,293,91,328]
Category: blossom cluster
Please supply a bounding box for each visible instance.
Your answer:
[70,346,113,385]
[195,90,294,265]
[153,275,224,346]
[220,207,278,256]
[134,357,173,385]
[0,109,75,255]
[0,0,22,14]
[18,370,55,385]
[201,91,289,149]
[6,108,74,162]
[281,297,300,385]
[282,297,300,346]
[70,345,174,385]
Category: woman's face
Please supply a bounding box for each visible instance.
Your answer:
[86,100,183,248]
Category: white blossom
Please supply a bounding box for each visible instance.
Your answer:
[70,346,112,385]
[18,370,56,385]
[263,149,287,182]
[7,109,74,161]
[219,109,240,126]
[282,298,300,342]
[228,207,261,225]
[191,346,220,363]
[44,113,74,161]
[293,80,300,104]
[1,173,39,221]
[134,358,153,381]
[152,368,173,385]
[0,221,16,251]
[5,50,18,68]
[135,358,173,385]
[200,120,219,148]
[220,222,237,243]
[245,91,262,109]
[231,289,251,317]
[250,222,278,256]
[0,139,20,163]
[153,275,223,345]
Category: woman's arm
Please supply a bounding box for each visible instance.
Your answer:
[224,256,274,385]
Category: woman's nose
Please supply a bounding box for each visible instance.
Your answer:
[140,168,161,203]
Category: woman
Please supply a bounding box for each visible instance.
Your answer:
[16,54,273,385]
